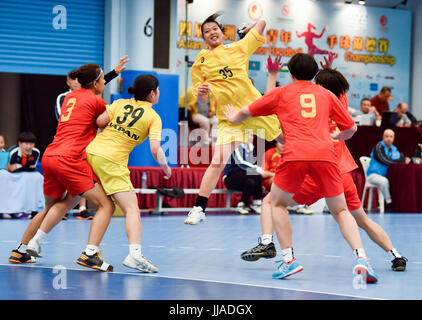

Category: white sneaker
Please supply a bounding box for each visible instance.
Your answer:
[184,206,206,225]
[236,202,250,215]
[286,205,299,213]
[26,238,43,257]
[296,205,314,215]
[249,199,262,214]
[123,253,158,273]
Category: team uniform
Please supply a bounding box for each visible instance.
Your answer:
[190,28,281,145]
[42,88,106,198]
[8,145,40,172]
[293,94,361,210]
[248,81,355,197]
[262,147,282,191]
[86,98,162,195]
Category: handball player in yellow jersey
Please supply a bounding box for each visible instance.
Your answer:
[83,74,171,273]
[184,13,282,225]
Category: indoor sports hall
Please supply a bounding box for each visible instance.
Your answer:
[0,0,421,304]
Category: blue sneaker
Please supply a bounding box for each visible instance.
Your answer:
[272,258,303,279]
[353,257,378,283]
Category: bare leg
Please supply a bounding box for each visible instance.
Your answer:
[198,141,240,197]
[352,207,393,252]
[326,194,363,250]
[113,191,141,245]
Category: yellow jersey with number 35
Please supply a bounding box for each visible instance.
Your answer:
[86,98,162,166]
[191,28,266,120]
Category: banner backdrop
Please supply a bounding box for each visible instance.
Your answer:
[174,0,412,110]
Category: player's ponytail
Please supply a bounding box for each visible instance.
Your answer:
[128,74,159,101]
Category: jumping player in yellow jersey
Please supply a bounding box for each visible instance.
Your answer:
[184,13,282,225]
[80,74,171,273]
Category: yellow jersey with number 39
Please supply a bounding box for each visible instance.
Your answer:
[191,28,266,120]
[86,98,162,166]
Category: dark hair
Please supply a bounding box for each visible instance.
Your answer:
[314,69,349,98]
[67,69,79,80]
[380,86,391,93]
[18,131,36,144]
[360,97,370,104]
[128,74,159,101]
[74,63,102,89]
[201,12,224,38]
[287,53,319,81]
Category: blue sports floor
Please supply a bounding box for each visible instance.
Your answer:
[0,212,421,300]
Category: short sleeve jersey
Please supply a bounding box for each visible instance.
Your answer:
[190,28,266,120]
[44,88,106,159]
[248,81,355,163]
[86,98,162,166]
[331,94,358,173]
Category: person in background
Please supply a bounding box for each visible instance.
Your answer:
[7,132,40,173]
[223,133,271,215]
[178,86,217,146]
[370,86,392,116]
[0,134,6,152]
[359,98,381,121]
[394,102,412,128]
[366,129,411,212]
[411,137,422,164]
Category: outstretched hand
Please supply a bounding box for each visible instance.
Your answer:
[224,104,238,123]
[267,54,284,75]
[114,55,129,74]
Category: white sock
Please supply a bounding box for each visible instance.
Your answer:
[354,248,367,259]
[281,247,294,263]
[78,206,87,213]
[261,234,273,245]
[85,244,99,256]
[389,248,402,259]
[16,243,27,254]
[33,229,47,243]
[129,244,142,257]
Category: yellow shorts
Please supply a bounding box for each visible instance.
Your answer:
[87,153,134,196]
[216,115,281,145]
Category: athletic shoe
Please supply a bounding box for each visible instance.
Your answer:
[76,210,93,220]
[296,205,314,215]
[235,201,250,215]
[241,240,277,261]
[26,238,43,258]
[249,200,262,214]
[184,206,206,225]
[76,251,113,272]
[286,205,299,213]
[391,256,407,271]
[353,257,378,283]
[272,258,303,279]
[8,250,36,264]
[123,253,158,273]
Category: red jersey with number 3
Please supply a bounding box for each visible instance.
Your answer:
[248,80,355,164]
[44,88,106,159]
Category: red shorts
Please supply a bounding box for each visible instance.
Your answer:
[293,171,361,211]
[42,155,96,198]
[273,161,343,198]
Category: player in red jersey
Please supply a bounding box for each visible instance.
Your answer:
[8,63,115,271]
[292,67,407,272]
[225,53,378,282]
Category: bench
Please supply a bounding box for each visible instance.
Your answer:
[133,188,242,215]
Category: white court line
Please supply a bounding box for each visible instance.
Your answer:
[149,245,165,248]
[0,263,383,300]
[178,246,194,249]
[324,255,341,258]
[208,248,225,251]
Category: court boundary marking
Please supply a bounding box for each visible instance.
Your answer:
[0,263,383,300]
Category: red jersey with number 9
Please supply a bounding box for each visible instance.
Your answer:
[248,80,355,164]
[44,88,106,160]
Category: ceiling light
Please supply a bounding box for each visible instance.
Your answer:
[358,0,365,4]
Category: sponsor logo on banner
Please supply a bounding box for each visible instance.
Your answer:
[379,15,389,32]
[370,83,378,91]
[281,5,289,16]
[249,60,261,71]
[248,2,263,20]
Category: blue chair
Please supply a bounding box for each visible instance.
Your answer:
[0,152,9,170]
